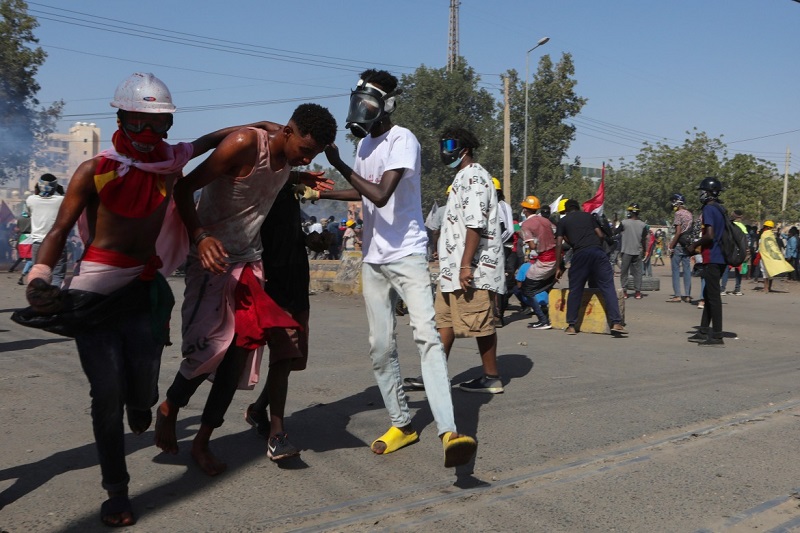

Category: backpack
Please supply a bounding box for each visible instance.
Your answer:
[710,203,748,267]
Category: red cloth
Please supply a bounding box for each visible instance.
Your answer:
[82,245,163,281]
[234,264,301,350]
[532,248,556,263]
[94,130,172,218]
[83,245,143,268]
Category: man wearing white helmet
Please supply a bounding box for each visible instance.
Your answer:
[13,72,277,527]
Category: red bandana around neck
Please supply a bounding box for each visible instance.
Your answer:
[94,130,171,218]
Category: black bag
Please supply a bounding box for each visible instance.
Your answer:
[710,204,748,267]
[677,230,693,248]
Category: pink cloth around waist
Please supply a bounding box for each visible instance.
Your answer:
[179,260,299,390]
[64,246,164,295]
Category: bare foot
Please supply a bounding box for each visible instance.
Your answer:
[127,407,152,435]
[191,444,227,476]
[101,491,136,527]
[154,400,179,454]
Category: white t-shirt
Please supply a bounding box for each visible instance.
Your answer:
[498,200,514,245]
[438,163,505,294]
[26,194,64,242]
[354,125,428,264]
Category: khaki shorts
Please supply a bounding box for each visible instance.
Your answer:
[434,287,495,338]
[267,308,309,371]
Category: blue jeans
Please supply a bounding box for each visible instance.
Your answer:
[643,256,653,277]
[720,266,742,292]
[566,247,623,326]
[362,254,456,437]
[75,309,163,493]
[521,276,554,324]
[670,245,692,298]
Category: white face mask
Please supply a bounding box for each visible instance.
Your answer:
[447,155,464,169]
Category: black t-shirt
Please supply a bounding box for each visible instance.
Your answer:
[556,211,602,253]
[260,183,310,312]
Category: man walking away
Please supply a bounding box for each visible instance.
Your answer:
[616,202,648,299]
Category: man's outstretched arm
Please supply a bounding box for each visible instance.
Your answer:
[190,121,281,159]
[175,128,257,274]
[324,143,404,207]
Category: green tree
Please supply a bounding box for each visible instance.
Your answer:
[721,154,782,224]
[506,53,587,205]
[0,0,63,188]
[780,173,800,223]
[388,60,503,212]
[605,130,725,225]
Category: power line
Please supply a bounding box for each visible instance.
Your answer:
[29,2,416,74]
[58,93,349,120]
[40,45,346,91]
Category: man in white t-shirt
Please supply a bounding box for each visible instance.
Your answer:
[26,174,66,287]
[435,127,505,393]
[314,69,477,468]
[307,216,322,234]
[492,177,515,326]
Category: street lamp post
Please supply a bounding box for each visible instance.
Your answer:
[523,36,550,200]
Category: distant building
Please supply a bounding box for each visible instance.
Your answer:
[0,122,101,217]
[29,122,101,191]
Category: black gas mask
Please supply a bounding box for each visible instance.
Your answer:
[345,79,401,138]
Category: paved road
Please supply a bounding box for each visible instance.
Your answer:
[1,266,799,532]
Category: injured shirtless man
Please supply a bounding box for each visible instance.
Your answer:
[153,103,337,476]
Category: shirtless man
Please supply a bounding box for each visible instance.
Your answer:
[153,103,337,474]
[16,72,270,528]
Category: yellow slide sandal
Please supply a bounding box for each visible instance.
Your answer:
[442,432,477,467]
[371,426,419,455]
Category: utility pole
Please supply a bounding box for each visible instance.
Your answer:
[503,76,511,202]
[782,146,790,217]
[447,0,460,72]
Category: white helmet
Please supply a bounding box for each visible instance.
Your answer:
[110,72,176,113]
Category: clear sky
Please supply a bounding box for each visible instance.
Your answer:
[28,0,800,175]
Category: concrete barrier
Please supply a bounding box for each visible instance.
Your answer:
[309,251,363,295]
[549,287,626,334]
[309,253,440,296]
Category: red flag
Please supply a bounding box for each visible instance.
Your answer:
[582,163,605,215]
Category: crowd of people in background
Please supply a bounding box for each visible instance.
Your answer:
[301,214,362,260]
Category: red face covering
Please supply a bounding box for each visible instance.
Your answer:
[126,128,164,148]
